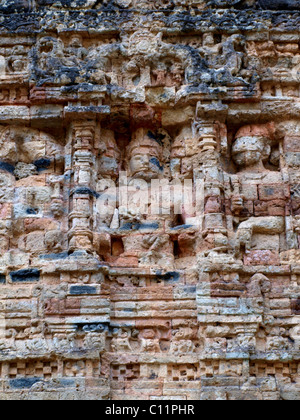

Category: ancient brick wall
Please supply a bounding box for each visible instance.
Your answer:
[0,0,299,400]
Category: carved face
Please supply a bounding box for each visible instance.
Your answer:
[142,329,156,339]
[9,57,25,73]
[232,136,271,168]
[38,38,55,55]
[69,35,83,48]
[98,156,119,178]
[129,153,162,179]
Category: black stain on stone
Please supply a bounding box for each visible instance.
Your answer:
[0,274,6,284]
[258,0,300,10]
[157,271,180,282]
[206,0,243,7]
[136,223,159,231]
[0,0,33,13]
[120,222,156,232]
[56,378,76,387]
[57,67,80,85]
[62,83,94,93]
[34,158,51,172]
[72,187,100,198]
[9,377,42,389]
[76,322,109,333]
[120,223,133,231]
[150,157,164,172]
[264,187,275,196]
[26,208,39,215]
[37,0,89,8]
[147,130,166,147]
[39,252,69,260]
[0,161,15,174]
[10,268,40,283]
[170,224,193,230]
[184,285,197,293]
[70,285,97,295]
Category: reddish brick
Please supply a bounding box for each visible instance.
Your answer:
[44,298,81,316]
[224,199,233,215]
[244,250,280,266]
[114,256,139,268]
[24,218,59,232]
[0,203,12,219]
[130,104,160,129]
[205,196,222,213]
[254,200,286,216]
[30,86,47,104]
[258,184,289,201]
[240,200,254,217]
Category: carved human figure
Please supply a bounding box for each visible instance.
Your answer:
[87,41,117,85]
[49,174,66,218]
[139,329,161,353]
[289,325,300,350]
[53,334,75,353]
[95,130,121,230]
[247,273,271,298]
[111,128,175,268]
[118,127,168,225]
[64,35,87,66]
[127,128,166,181]
[200,33,251,85]
[111,328,132,353]
[0,329,16,352]
[231,124,274,175]
[121,30,189,91]
[267,327,289,351]
[44,230,64,252]
[170,328,195,354]
[227,334,256,353]
[227,123,286,253]
[169,125,203,227]
[7,46,28,74]
[151,60,184,88]
[35,35,90,85]
[220,35,245,77]
[123,31,161,89]
[0,125,65,255]
[84,331,106,352]
[35,36,65,83]
[246,273,271,315]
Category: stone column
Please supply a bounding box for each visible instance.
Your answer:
[194,119,228,251]
[68,121,96,254]
[283,134,300,250]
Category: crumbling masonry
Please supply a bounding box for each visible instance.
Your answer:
[0,0,300,400]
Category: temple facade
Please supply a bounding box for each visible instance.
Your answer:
[0,0,299,400]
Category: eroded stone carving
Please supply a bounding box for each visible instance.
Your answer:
[0,0,299,402]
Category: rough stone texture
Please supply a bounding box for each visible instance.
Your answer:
[0,0,299,401]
